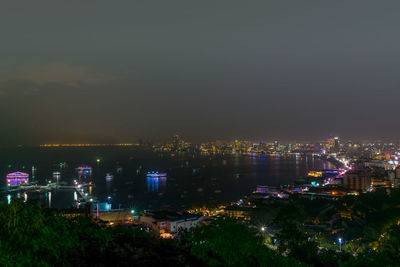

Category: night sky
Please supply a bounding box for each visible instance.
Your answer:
[1,1,400,144]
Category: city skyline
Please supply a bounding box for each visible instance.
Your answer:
[17,134,400,147]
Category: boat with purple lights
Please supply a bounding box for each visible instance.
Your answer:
[6,172,29,187]
[146,171,167,178]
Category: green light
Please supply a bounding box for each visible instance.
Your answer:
[130,209,135,214]
[8,165,11,168]
[96,159,101,163]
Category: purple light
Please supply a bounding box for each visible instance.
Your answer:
[146,172,167,178]
[6,172,29,186]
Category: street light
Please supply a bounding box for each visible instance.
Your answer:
[261,227,265,232]
[338,238,342,252]
[131,209,135,214]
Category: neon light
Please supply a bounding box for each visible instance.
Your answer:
[6,172,29,185]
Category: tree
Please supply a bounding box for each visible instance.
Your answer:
[182,218,304,266]
[0,200,78,266]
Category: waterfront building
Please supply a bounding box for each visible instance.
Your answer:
[172,134,184,151]
[75,165,92,181]
[53,172,61,183]
[234,139,242,153]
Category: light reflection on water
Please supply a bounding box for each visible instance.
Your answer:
[147,177,167,193]
[1,152,335,210]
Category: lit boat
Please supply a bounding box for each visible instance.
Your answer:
[75,165,92,179]
[146,171,167,178]
[6,172,29,188]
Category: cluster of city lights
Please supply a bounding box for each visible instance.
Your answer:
[40,143,138,147]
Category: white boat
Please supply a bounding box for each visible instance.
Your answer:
[105,173,113,181]
[146,172,167,178]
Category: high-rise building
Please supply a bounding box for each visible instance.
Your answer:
[334,137,340,149]
[53,172,61,183]
[343,170,371,192]
[323,136,334,149]
[274,140,279,150]
[234,139,241,153]
[172,134,183,151]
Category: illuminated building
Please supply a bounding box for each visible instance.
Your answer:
[75,165,92,180]
[41,143,137,147]
[95,210,132,225]
[364,158,398,170]
[234,139,242,153]
[32,166,36,180]
[6,172,29,186]
[274,140,279,150]
[255,185,282,196]
[371,177,389,187]
[53,172,61,182]
[393,167,400,187]
[343,170,371,192]
[224,206,252,221]
[334,137,340,149]
[172,134,184,151]
[139,211,201,236]
[308,171,323,178]
[324,136,335,149]
[93,202,112,212]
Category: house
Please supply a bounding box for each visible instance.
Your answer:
[139,211,202,237]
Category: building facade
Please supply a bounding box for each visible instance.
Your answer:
[343,170,371,192]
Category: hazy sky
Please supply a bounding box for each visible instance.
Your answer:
[1,1,400,144]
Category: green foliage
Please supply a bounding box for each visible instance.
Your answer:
[0,200,78,266]
[0,200,203,266]
[274,203,324,265]
[182,218,304,266]
[343,240,367,255]
[2,189,400,266]
[270,189,400,266]
[377,224,400,261]
[341,251,397,267]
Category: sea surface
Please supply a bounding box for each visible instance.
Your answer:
[0,147,335,210]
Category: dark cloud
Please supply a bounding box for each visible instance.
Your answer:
[1,0,400,144]
[0,63,117,91]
